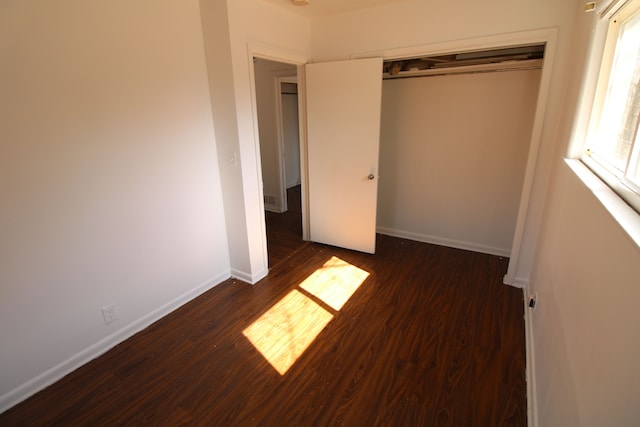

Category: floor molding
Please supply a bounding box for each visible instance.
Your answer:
[231,267,268,285]
[377,227,511,257]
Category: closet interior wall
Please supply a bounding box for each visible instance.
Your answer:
[376,66,542,256]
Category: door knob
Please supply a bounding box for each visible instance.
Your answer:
[368,174,375,180]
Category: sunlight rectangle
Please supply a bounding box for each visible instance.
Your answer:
[299,256,370,311]
[242,289,333,375]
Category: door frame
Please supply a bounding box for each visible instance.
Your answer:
[273,73,299,213]
[352,27,559,288]
[247,43,310,257]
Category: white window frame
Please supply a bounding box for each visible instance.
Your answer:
[582,0,640,214]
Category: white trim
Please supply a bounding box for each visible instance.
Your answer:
[524,288,539,427]
[583,153,640,215]
[264,203,282,213]
[274,74,288,213]
[296,64,310,241]
[599,0,633,18]
[231,267,268,285]
[352,28,557,61]
[247,42,307,67]
[246,46,271,282]
[504,275,530,289]
[566,159,640,248]
[566,16,610,159]
[247,43,311,269]
[273,73,299,213]
[506,30,557,290]
[353,28,559,287]
[376,227,511,257]
[0,272,230,414]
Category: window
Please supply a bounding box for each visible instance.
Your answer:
[583,0,640,213]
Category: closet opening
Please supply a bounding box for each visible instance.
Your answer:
[376,43,546,262]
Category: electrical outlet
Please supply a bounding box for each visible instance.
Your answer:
[102,305,118,325]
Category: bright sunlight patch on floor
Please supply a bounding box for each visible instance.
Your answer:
[243,289,333,375]
[299,256,370,311]
[243,257,370,375]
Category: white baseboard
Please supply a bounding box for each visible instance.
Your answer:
[524,289,538,427]
[263,193,282,213]
[0,271,230,414]
[376,227,511,257]
[264,203,283,213]
[231,267,268,285]
[503,274,530,289]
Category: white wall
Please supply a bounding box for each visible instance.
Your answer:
[378,69,541,255]
[530,6,640,426]
[532,164,640,426]
[310,0,578,286]
[0,0,230,411]
[254,59,297,212]
[200,0,253,280]
[311,0,571,61]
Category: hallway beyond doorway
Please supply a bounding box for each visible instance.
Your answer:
[266,185,306,268]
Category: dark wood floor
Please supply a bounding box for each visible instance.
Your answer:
[0,235,526,426]
[265,185,307,268]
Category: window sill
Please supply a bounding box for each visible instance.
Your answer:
[565,158,640,249]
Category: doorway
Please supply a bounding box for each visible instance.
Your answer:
[253,58,306,268]
[376,45,544,257]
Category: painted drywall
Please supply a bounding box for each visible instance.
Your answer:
[0,0,229,411]
[529,6,640,426]
[378,69,541,255]
[254,59,297,212]
[311,0,572,61]
[532,164,640,426]
[199,0,253,280]
[309,0,578,286]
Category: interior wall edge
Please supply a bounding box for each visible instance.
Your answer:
[231,267,268,285]
[0,271,231,414]
[363,27,558,289]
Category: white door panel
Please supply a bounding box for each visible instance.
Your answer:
[305,57,382,254]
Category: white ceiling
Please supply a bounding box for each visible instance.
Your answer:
[262,0,409,18]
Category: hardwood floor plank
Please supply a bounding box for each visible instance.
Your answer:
[265,185,308,268]
[0,235,526,426]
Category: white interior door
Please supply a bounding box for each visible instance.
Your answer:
[305,57,383,254]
